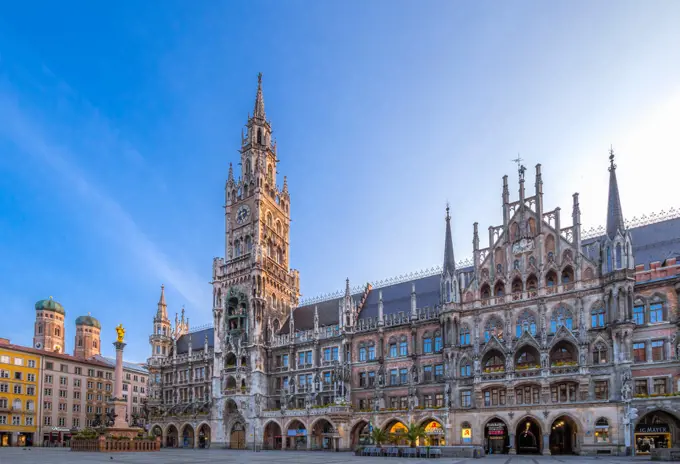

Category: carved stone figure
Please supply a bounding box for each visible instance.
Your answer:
[411,365,418,384]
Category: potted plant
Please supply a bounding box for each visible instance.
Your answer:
[405,423,426,448]
[370,427,388,451]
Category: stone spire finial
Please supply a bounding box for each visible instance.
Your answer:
[443,203,456,276]
[253,72,266,119]
[228,162,234,182]
[606,146,625,238]
[282,175,288,194]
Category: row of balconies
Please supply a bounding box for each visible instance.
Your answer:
[261,405,351,418]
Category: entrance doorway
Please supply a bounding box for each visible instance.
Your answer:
[635,410,680,454]
[516,418,541,454]
[484,418,508,454]
[549,415,577,454]
[230,423,246,449]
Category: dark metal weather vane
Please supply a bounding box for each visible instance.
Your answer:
[512,154,526,181]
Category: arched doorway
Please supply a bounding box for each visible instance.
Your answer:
[549,415,577,454]
[516,417,541,454]
[181,424,195,448]
[484,417,509,455]
[150,425,162,439]
[286,420,307,450]
[263,421,282,450]
[421,419,446,446]
[383,419,408,446]
[311,418,336,450]
[166,424,178,448]
[197,423,211,449]
[350,420,370,448]
[230,422,246,449]
[634,410,680,455]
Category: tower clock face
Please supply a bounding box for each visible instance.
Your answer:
[236,205,250,224]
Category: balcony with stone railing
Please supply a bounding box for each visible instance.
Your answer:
[261,404,351,418]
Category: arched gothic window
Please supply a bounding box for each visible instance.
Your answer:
[480,283,491,299]
[245,235,252,253]
[245,158,251,175]
[593,343,608,364]
[257,128,262,144]
[546,270,557,287]
[459,325,471,345]
[484,317,503,341]
[615,243,622,269]
[515,310,537,337]
[550,307,573,333]
[595,418,610,443]
[234,240,242,257]
[267,212,273,228]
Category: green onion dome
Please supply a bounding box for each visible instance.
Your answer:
[75,314,101,329]
[35,297,65,315]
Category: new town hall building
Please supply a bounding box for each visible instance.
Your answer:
[145,75,680,456]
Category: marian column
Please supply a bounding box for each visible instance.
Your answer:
[111,324,130,429]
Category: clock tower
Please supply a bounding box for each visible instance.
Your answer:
[212,73,300,414]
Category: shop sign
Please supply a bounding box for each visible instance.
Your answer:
[287,429,307,436]
[424,421,444,435]
[636,424,669,434]
[49,427,71,433]
[487,422,506,436]
[461,427,472,443]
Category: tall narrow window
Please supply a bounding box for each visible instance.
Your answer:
[615,243,622,269]
[459,326,471,345]
[649,303,663,323]
[633,305,645,324]
[591,307,606,328]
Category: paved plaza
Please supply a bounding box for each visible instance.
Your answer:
[0,448,661,464]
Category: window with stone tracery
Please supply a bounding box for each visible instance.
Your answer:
[593,343,608,364]
[550,307,573,332]
[459,325,471,345]
[515,310,537,337]
[484,317,503,341]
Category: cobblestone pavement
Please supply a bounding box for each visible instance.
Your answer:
[0,448,658,464]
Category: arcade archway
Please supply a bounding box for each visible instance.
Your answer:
[181,424,195,448]
[310,418,336,450]
[549,415,577,454]
[515,417,541,454]
[634,410,680,455]
[263,421,282,450]
[383,419,408,446]
[484,417,509,455]
[230,422,246,449]
[286,420,307,450]
[421,419,446,446]
[350,420,370,448]
[166,424,178,448]
[197,423,211,449]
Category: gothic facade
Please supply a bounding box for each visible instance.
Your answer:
[146,76,680,455]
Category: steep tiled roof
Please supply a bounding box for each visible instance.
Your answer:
[93,355,149,374]
[582,217,680,269]
[3,343,111,368]
[176,328,214,354]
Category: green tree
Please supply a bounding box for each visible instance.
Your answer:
[404,423,426,448]
[370,427,388,447]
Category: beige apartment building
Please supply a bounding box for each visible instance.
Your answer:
[0,298,149,446]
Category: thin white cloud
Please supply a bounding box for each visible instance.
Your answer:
[0,84,210,311]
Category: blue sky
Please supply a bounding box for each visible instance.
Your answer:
[1,1,679,361]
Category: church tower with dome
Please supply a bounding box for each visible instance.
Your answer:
[33,297,66,353]
[73,313,102,359]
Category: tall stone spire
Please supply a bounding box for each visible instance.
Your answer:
[443,203,456,276]
[156,284,168,321]
[606,146,625,239]
[253,72,266,119]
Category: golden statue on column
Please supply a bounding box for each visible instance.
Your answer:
[115,324,125,343]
